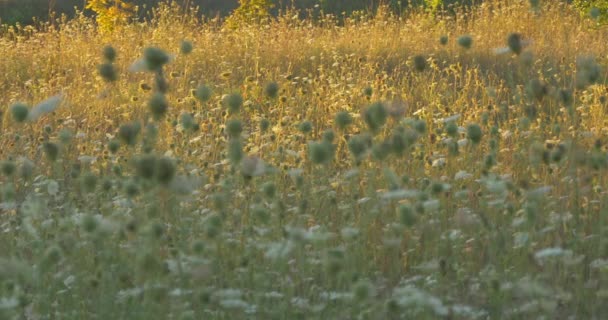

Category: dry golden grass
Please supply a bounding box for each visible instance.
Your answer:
[1,1,608,318]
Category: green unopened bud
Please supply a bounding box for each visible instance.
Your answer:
[264,82,279,99]
[144,47,170,71]
[335,111,353,129]
[43,142,59,161]
[81,172,98,193]
[224,93,243,114]
[260,118,270,132]
[118,122,141,146]
[364,102,388,133]
[226,119,243,138]
[298,121,313,134]
[10,103,29,123]
[180,40,193,54]
[413,55,427,72]
[308,141,333,165]
[98,63,117,82]
[136,154,157,180]
[148,93,168,120]
[102,45,117,62]
[82,214,98,233]
[1,160,16,177]
[457,35,473,49]
[398,204,417,226]
[156,157,176,185]
[228,138,244,164]
[467,124,483,144]
[507,33,523,55]
[194,85,212,102]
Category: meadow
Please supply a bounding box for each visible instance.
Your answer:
[1,0,608,318]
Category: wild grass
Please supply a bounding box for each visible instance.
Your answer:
[1,0,608,318]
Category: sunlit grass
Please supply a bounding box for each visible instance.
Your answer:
[1,0,608,318]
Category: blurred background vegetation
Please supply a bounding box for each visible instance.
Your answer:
[0,0,479,25]
[0,0,602,26]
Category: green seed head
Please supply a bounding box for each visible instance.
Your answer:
[43,142,59,161]
[180,40,193,54]
[347,134,368,160]
[124,180,139,198]
[148,93,169,120]
[457,35,473,49]
[364,102,388,133]
[144,47,170,71]
[118,122,141,146]
[58,129,72,144]
[467,124,483,144]
[98,63,117,82]
[226,119,243,138]
[1,160,16,177]
[228,138,244,164]
[108,140,120,154]
[136,154,157,180]
[353,280,374,301]
[413,119,426,134]
[19,158,35,179]
[261,182,276,199]
[156,157,176,185]
[180,113,195,131]
[194,85,212,102]
[82,214,98,233]
[309,141,333,165]
[81,172,98,193]
[10,103,29,123]
[298,121,313,134]
[322,129,335,143]
[413,55,427,72]
[363,86,373,97]
[507,33,522,55]
[335,111,353,129]
[264,82,279,99]
[398,204,417,226]
[445,121,458,137]
[439,35,448,45]
[260,118,271,132]
[224,93,243,114]
[102,45,117,62]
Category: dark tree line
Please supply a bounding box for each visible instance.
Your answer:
[0,0,477,25]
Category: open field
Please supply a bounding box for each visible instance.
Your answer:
[1,1,608,318]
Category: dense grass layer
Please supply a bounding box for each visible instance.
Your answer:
[1,1,608,319]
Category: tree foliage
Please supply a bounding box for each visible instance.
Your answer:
[85,0,136,31]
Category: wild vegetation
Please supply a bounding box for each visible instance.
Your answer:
[1,0,608,318]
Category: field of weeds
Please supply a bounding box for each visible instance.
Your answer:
[1,0,608,318]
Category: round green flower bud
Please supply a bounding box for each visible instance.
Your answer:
[194,85,212,102]
[10,103,29,123]
[102,45,117,63]
[467,123,483,144]
[226,119,243,138]
[180,40,193,54]
[98,63,117,82]
[413,55,426,72]
[457,35,473,49]
[144,47,170,71]
[264,82,279,99]
[43,142,59,161]
[335,111,353,129]
[224,93,243,114]
[156,157,176,185]
[148,92,169,120]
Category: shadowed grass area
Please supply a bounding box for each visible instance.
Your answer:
[1,0,608,319]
